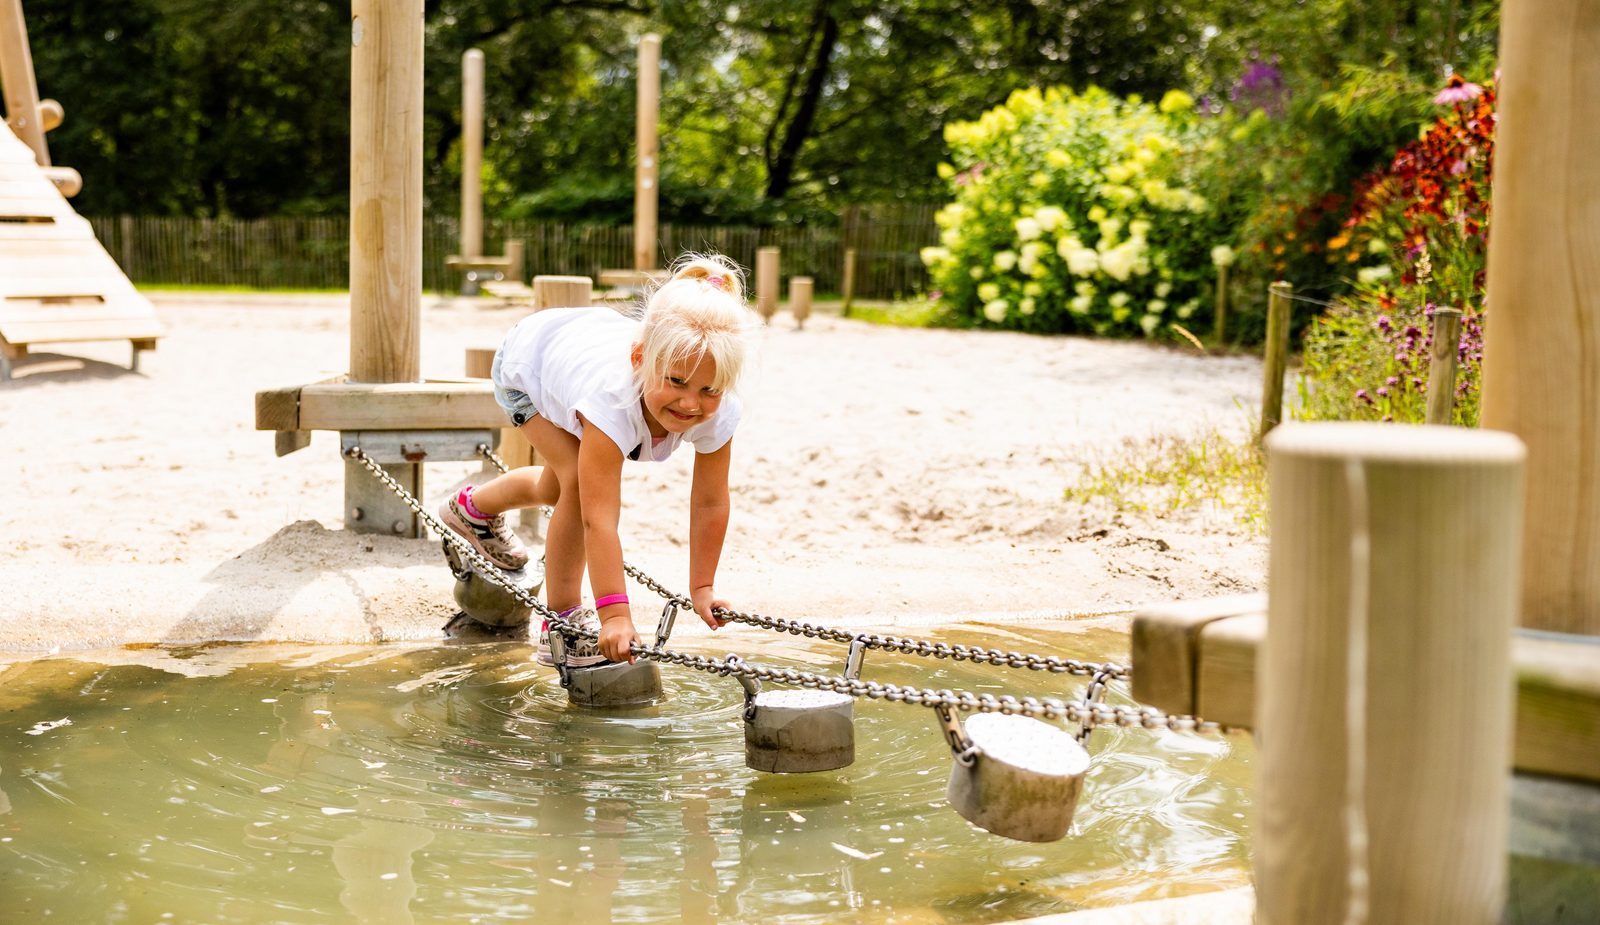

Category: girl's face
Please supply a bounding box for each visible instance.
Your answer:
[634,347,723,435]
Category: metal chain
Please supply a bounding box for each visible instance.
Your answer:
[359,446,1214,734]
[476,444,1133,683]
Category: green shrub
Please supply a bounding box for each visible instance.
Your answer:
[922,87,1231,339]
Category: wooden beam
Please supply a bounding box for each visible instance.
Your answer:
[1130,593,1263,716]
[296,381,504,431]
[1134,601,1600,784]
[633,33,661,271]
[255,384,303,432]
[0,0,48,166]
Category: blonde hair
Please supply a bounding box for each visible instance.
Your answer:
[633,252,760,396]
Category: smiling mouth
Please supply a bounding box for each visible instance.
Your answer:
[667,409,697,421]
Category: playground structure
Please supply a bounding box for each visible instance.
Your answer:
[241,0,1599,913]
[0,0,162,381]
[446,47,530,301]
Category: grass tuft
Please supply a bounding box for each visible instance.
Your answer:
[1065,429,1267,532]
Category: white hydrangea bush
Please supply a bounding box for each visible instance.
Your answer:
[922,86,1229,337]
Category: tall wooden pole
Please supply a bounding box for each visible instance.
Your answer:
[0,0,48,165]
[1480,0,1600,636]
[349,0,422,384]
[1257,423,1525,924]
[347,0,424,536]
[1425,308,1462,426]
[633,33,661,272]
[460,49,484,262]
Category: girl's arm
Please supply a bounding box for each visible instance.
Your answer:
[688,439,733,629]
[575,414,638,662]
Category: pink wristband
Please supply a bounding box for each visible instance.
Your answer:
[595,593,629,610]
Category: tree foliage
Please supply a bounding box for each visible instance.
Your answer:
[16,0,1495,221]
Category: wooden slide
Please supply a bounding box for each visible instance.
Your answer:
[0,120,161,380]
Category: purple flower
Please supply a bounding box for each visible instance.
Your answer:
[1385,376,1399,387]
[1356,389,1374,405]
[1376,386,1390,397]
[1376,314,1393,332]
[1230,56,1289,117]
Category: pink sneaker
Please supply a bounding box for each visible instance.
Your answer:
[436,491,529,571]
[536,607,608,668]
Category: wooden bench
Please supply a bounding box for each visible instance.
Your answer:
[0,122,161,380]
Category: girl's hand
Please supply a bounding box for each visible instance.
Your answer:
[691,586,728,630]
[598,613,640,663]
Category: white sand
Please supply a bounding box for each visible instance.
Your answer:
[0,294,1266,654]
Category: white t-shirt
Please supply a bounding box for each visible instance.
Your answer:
[496,306,741,462]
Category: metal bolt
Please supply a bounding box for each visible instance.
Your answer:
[391,520,407,535]
[349,507,364,521]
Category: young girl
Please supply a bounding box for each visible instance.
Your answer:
[440,254,760,667]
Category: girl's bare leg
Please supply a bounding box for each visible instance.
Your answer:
[505,417,584,611]
[469,464,556,515]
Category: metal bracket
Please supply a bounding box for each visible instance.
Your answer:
[654,602,678,650]
[935,704,980,767]
[340,429,497,463]
[844,636,867,680]
[725,654,761,722]
[549,632,572,689]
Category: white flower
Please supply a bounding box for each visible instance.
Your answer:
[1019,297,1036,315]
[978,282,1001,302]
[1177,300,1198,319]
[1069,295,1092,314]
[1148,299,1168,314]
[1033,206,1067,232]
[941,228,962,248]
[1023,281,1043,297]
[1014,217,1042,241]
[1139,314,1162,335]
[1065,248,1099,276]
[1021,241,1049,261]
[1155,281,1172,298]
[919,246,950,267]
[1128,219,1152,237]
[1211,245,1236,268]
[993,250,1017,272]
[983,299,1009,323]
[1018,253,1040,277]
[1099,244,1137,282]
[1357,265,1393,284]
[1109,292,1131,309]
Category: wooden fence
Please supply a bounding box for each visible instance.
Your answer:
[86,204,939,299]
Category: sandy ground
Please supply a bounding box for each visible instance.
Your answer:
[0,293,1266,654]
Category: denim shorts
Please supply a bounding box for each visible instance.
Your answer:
[490,349,541,427]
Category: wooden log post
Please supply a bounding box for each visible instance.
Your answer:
[0,0,48,165]
[756,246,780,321]
[841,248,857,317]
[533,275,592,311]
[789,276,813,329]
[1257,280,1292,443]
[633,33,661,272]
[1257,423,1525,925]
[1425,308,1462,426]
[1481,0,1600,636]
[347,0,425,536]
[459,48,484,295]
[504,239,524,284]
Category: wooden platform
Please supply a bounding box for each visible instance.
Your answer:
[256,376,508,455]
[0,122,161,379]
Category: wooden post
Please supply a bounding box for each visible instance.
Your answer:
[789,276,813,329]
[1257,280,1292,443]
[756,246,780,321]
[1257,422,1525,925]
[504,239,524,284]
[459,48,484,294]
[633,33,661,272]
[0,0,48,165]
[1481,0,1600,636]
[1214,262,1229,345]
[348,0,424,535]
[1425,308,1462,426]
[841,248,857,317]
[533,275,592,311]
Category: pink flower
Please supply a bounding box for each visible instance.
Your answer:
[1434,78,1483,106]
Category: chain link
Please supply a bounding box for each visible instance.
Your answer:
[361,446,1213,734]
[477,444,1133,683]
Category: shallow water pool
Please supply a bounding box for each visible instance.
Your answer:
[0,623,1252,922]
